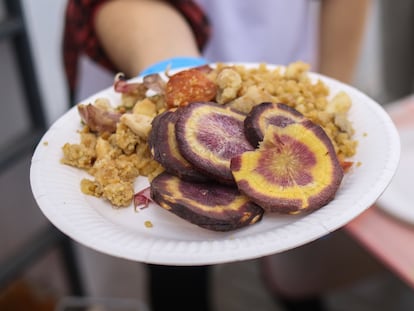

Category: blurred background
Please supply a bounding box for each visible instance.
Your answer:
[1,0,413,310]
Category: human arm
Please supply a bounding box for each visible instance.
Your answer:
[94,0,201,77]
[318,0,371,84]
[63,0,209,91]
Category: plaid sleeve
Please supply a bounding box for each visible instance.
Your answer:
[63,0,211,92]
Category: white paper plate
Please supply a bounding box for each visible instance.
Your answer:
[377,128,414,225]
[30,63,400,266]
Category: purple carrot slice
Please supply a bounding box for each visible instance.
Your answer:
[150,172,264,231]
[231,120,344,214]
[244,102,305,147]
[148,110,209,182]
[175,102,254,185]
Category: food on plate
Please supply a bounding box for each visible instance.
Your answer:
[174,102,253,185]
[165,67,217,107]
[77,100,121,134]
[61,103,164,207]
[148,109,208,182]
[231,119,343,214]
[244,102,305,147]
[61,61,357,230]
[150,172,264,231]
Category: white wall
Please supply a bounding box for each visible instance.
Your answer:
[22,0,116,125]
[22,0,69,125]
[353,0,384,103]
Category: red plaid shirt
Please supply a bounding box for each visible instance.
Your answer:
[63,0,210,92]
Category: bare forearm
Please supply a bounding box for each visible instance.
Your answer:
[319,0,371,83]
[94,0,200,77]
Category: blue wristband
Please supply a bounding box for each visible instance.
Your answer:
[139,56,208,77]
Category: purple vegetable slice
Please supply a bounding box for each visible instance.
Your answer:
[231,120,344,214]
[175,102,254,184]
[150,172,264,231]
[244,102,305,147]
[148,110,209,182]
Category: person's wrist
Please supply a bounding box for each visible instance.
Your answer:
[139,56,208,76]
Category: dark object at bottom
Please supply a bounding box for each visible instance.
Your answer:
[148,264,210,311]
[279,297,326,311]
[148,264,325,311]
